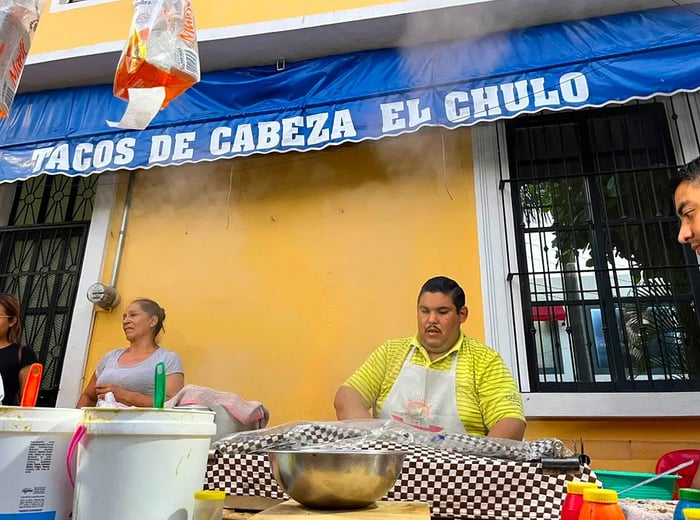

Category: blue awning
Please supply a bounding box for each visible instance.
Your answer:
[2,4,700,182]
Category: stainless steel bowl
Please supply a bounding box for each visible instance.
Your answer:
[267,449,406,509]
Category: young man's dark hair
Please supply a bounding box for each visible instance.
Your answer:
[418,276,466,310]
[672,157,700,193]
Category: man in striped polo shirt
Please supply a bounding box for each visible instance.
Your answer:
[334,276,526,440]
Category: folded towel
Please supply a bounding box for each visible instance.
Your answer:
[166,384,270,427]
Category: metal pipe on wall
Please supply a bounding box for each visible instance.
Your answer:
[110,171,136,288]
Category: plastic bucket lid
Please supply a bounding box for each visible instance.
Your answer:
[0,406,82,432]
[195,490,226,501]
[684,508,700,520]
[680,489,700,502]
[583,489,618,504]
[80,407,216,436]
[566,481,598,495]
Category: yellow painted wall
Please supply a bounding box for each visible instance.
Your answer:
[527,419,700,473]
[82,126,698,474]
[84,127,485,425]
[32,0,404,54]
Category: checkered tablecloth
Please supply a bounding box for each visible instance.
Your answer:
[206,423,598,520]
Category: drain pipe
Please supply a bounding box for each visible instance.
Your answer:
[110,171,136,288]
[86,171,136,310]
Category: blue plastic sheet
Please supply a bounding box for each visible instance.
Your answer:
[1,4,700,182]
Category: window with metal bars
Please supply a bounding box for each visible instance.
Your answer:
[0,174,97,406]
[505,102,700,392]
[8,175,97,226]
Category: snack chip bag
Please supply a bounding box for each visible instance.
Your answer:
[114,0,200,109]
[0,0,45,119]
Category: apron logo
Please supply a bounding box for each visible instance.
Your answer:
[406,399,431,420]
[391,399,445,433]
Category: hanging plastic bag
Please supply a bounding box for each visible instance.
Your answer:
[0,0,45,119]
[109,0,200,129]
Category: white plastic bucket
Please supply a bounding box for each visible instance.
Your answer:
[71,407,216,520]
[0,406,82,519]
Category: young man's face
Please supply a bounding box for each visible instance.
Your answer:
[417,291,468,356]
[675,180,700,253]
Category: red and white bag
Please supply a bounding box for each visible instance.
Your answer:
[114,0,200,108]
[0,0,45,118]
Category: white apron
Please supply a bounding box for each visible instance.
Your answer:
[379,346,467,434]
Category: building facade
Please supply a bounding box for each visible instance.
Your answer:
[1,0,700,471]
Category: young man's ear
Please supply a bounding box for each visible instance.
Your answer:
[459,306,468,323]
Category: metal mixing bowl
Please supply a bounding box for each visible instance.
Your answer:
[267,449,406,509]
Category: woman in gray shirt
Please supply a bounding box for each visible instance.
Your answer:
[77,298,184,407]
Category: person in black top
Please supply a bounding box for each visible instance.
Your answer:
[0,293,39,406]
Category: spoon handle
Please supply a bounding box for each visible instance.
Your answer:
[153,361,166,408]
[21,363,43,407]
[618,459,694,496]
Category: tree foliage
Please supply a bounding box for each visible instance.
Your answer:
[519,170,700,380]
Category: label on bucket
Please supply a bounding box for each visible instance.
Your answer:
[25,441,55,473]
[0,513,56,519]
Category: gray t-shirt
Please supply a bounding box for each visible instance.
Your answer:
[96,347,184,396]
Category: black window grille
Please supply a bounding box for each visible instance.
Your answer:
[1,174,97,406]
[505,101,700,392]
[9,175,98,226]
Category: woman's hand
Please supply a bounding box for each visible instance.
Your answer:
[95,378,183,408]
[80,373,184,408]
[94,384,153,407]
[95,384,133,404]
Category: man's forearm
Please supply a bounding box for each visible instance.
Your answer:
[334,386,372,420]
[487,417,527,441]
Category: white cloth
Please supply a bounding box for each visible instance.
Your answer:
[379,346,467,434]
[0,372,4,402]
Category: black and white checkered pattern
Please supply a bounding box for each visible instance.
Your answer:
[207,424,597,520]
[214,423,367,454]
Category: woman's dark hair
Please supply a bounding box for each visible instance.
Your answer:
[0,293,22,343]
[132,298,166,338]
[418,276,466,310]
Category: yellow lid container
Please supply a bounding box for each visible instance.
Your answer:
[583,488,619,504]
[194,490,226,501]
[567,481,598,495]
[685,508,700,520]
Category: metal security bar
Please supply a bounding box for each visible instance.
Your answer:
[8,175,98,226]
[1,175,96,406]
[504,99,700,392]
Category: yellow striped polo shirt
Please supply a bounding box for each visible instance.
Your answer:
[342,333,525,436]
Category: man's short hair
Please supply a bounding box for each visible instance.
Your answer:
[418,276,466,310]
[671,157,700,193]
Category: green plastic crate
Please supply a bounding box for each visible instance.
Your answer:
[594,469,679,500]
